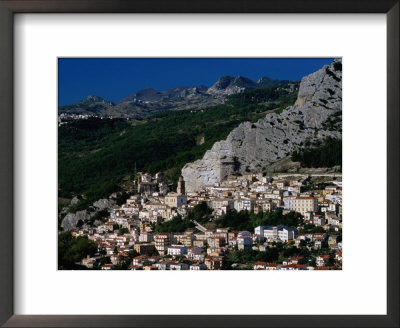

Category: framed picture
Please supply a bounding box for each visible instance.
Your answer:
[0,0,398,327]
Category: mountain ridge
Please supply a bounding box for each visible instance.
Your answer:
[59,75,290,119]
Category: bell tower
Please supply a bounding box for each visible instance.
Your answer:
[177,176,185,195]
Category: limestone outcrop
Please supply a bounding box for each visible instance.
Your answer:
[61,198,116,231]
[182,59,342,192]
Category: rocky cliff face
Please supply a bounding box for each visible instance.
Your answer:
[206,76,256,96]
[182,59,342,192]
[61,198,116,231]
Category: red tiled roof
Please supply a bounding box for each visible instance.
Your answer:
[281,264,307,269]
[290,256,304,260]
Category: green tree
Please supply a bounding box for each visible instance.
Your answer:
[58,232,98,269]
[94,256,111,270]
[186,201,213,223]
[215,208,302,231]
[118,228,130,235]
[155,215,195,233]
[291,137,342,168]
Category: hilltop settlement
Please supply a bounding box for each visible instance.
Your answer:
[61,171,342,271]
[58,59,342,270]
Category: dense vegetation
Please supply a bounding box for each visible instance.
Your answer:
[58,232,98,269]
[58,231,144,269]
[154,215,195,233]
[321,110,342,131]
[333,61,342,72]
[301,182,331,193]
[223,244,335,269]
[215,208,303,232]
[228,84,298,110]
[154,202,212,232]
[59,84,299,208]
[291,137,342,168]
[185,201,214,224]
[224,248,281,268]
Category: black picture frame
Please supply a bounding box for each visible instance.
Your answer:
[0,1,398,327]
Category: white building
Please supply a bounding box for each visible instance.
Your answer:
[139,233,154,243]
[263,225,297,242]
[165,192,187,208]
[255,185,269,193]
[167,245,188,256]
[262,201,277,212]
[234,198,255,212]
[293,197,318,216]
[190,263,207,270]
[170,262,189,270]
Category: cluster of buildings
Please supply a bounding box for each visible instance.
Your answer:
[58,113,119,126]
[72,172,343,270]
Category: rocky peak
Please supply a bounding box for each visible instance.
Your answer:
[230,76,256,88]
[207,75,255,96]
[81,95,114,106]
[211,75,235,89]
[182,59,342,192]
[58,95,114,115]
[119,88,163,103]
[120,85,211,104]
[163,85,209,99]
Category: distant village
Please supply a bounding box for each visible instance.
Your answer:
[58,113,122,126]
[69,171,343,271]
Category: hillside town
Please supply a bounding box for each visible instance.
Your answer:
[58,113,119,126]
[67,171,343,271]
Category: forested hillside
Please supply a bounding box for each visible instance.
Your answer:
[291,137,342,169]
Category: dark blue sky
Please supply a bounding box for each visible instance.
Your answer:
[58,58,334,106]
